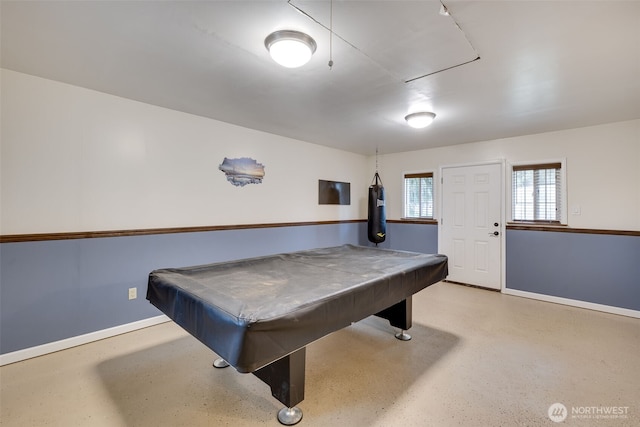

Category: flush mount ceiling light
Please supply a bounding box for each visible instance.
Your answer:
[405,112,436,128]
[264,30,317,68]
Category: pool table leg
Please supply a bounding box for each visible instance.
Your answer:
[253,347,306,425]
[213,358,229,368]
[375,296,413,340]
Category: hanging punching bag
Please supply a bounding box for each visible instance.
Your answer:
[368,172,387,244]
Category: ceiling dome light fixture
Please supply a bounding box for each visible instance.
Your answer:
[405,112,436,128]
[265,30,317,68]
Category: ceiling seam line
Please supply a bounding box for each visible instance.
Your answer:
[442,1,481,58]
[286,0,407,83]
[405,57,481,83]
[406,2,481,83]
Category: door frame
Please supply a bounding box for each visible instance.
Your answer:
[438,160,506,292]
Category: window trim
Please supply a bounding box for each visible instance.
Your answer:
[508,159,567,225]
[402,171,435,220]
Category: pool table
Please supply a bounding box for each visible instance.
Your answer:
[147,244,448,424]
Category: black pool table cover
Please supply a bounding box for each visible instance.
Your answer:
[147,244,448,374]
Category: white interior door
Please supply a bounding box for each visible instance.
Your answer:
[439,163,503,290]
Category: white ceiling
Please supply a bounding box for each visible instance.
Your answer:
[2,0,639,155]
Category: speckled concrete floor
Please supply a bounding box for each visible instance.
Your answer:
[1,282,638,426]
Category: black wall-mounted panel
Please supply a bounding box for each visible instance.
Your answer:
[319,180,351,205]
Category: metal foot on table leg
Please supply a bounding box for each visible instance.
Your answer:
[277,406,303,425]
[213,358,229,368]
[395,330,412,341]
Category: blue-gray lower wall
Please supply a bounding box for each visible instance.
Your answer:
[2,222,637,356]
[369,222,439,254]
[1,223,363,355]
[506,230,640,311]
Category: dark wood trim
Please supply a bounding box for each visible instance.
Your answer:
[404,172,433,179]
[506,223,640,237]
[509,220,566,226]
[0,220,366,243]
[512,162,562,171]
[389,219,438,225]
[3,219,636,242]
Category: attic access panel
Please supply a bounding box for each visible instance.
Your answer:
[290,0,478,82]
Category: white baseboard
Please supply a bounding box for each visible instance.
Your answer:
[0,315,170,367]
[503,288,640,319]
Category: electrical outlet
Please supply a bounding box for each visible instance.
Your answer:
[128,287,137,300]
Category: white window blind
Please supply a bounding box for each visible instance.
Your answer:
[404,172,433,218]
[512,163,561,222]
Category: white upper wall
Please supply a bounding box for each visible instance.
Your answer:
[3,69,638,234]
[375,119,640,231]
[1,69,368,234]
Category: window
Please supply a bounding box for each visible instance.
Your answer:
[404,172,433,219]
[512,163,562,222]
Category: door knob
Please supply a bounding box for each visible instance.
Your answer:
[488,231,499,236]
